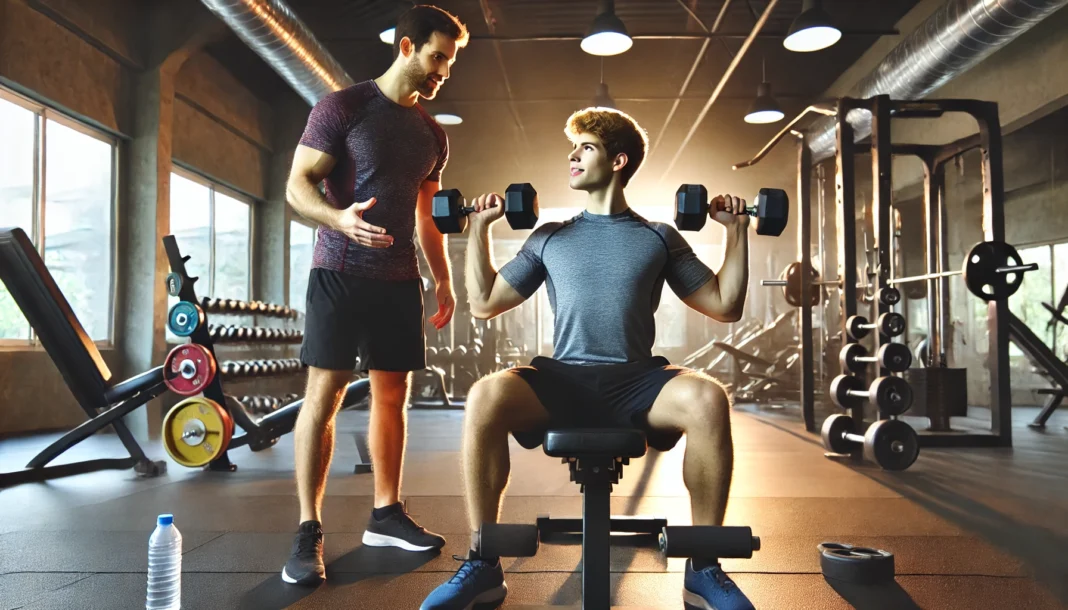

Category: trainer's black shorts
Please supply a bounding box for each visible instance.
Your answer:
[509,355,690,452]
[300,268,425,373]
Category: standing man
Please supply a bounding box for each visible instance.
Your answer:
[281,5,469,586]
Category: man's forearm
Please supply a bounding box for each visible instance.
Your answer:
[286,176,340,228]
[716,225,750,316]
[465,223,497,311]
[416,216,451,284]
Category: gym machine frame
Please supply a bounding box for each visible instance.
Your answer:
[163,236,371,471]
[736,95,1015,449]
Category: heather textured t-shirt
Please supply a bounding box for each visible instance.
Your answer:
[498,208,715,365]
[298,80,448,281]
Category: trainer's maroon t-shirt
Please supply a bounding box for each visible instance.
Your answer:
[298,80,448,281]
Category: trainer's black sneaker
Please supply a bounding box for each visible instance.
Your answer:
[281,520,325,585]
[362,502,446,552]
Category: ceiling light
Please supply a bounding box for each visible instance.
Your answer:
[745,82,784,124]
[434,113,463,125]
[581,1,633,56]
[592,82,616,109]
[379,27,395,45]
[783,0,841,52]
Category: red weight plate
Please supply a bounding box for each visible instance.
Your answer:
[164,344,218,396]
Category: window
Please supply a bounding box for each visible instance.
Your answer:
[0,89,117,345]
[167,170,251,339]
[289,221,316,310]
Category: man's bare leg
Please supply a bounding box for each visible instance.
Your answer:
[462,371,552,550]
[645,373,734,527]
[295,366,354,524]
[367,370,411,508]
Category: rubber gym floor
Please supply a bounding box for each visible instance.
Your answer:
[1,405,1066,609]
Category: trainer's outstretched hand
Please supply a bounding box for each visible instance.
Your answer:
[336,197,393,247]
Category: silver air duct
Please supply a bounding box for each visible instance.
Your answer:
[199,0,354,105]
[808,0,1068,161]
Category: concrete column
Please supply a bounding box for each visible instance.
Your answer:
[116,3,226,438]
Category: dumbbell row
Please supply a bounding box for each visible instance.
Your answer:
[206,325,304,343]
[232,393,301,416]
[199,297,302,320]
[220,358,303,378]
[830,373,913,416]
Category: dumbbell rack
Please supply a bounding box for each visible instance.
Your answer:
[735,94,1019,452]
[163,236,332,471]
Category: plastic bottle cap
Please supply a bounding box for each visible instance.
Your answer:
[157,514,174,526]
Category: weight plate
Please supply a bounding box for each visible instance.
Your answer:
[963,240,1025,301]
[863,419,920,471]
[829,374,864,409]
[846,315,870,341]
[162,397,233,467]
[781,262,821,308]
[821,414,855,455]
[818,542,895,584]
[167,301,204,337]
[165,272,182,297]
[869,376,913,416]
[877,286,901,306]
[163,344,217,396]
[878,312,906,338]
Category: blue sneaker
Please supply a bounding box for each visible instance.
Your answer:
[420,553,507,610]
[683,558,755,610]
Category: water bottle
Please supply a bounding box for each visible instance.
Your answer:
[146,513,182,609]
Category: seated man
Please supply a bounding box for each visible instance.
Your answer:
[421,107,754,610]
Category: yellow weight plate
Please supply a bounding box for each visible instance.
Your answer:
[162,397,230,467]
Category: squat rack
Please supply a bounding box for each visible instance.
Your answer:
[734,94,1014,449]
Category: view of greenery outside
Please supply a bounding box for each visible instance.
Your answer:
[0,93,115,343]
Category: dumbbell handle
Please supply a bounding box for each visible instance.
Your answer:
[838,430,906,454]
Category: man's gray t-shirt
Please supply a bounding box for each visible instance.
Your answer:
[498,208,715,365]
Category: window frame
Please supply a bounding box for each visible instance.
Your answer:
[0,86,119,349]
[169,165,255,300]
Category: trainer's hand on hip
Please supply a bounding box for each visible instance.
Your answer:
[336,197,393,247]
[430,279,455,329]
[469,193,505,228]
[710,193,750,229]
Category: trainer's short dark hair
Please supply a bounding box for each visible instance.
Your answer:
[393,5,470,59]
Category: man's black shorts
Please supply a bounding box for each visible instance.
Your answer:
[509,355,689,452]
[300,268,425,373]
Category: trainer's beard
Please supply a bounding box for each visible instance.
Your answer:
[405,61,436,98]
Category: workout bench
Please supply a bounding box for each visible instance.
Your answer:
[480,428,760,609]
[0,227,167,488]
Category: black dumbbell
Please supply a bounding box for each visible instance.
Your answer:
[455,345,468,359]
[822,414,920,471]
[237,362,251,376]
[830,374,914,416]
[221,361,236,376]
[674,184,788,237]
[431,184,540,234]
[846,313,905,340]
[839,343,913,374]
[877,287,901,306]
[271,361,282,374]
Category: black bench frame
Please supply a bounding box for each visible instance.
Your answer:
[0,227,167,488]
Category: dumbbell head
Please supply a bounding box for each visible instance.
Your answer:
[839,343,869,374]
[846,315,871,341]
[504,183,539,230]
[432,189,468,234]
[869,376,913,416]
[674,184,709,232]
[455,344,468,358]
[876,342,912,372]
[751,188,789,236]
[821,413,856,455]
[878,312,906,338]
[830,374,865,409]
[863,419,920,471]
[878,287,901,306]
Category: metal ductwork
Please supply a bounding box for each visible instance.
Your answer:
[807,0,1068,161]
[200,0,354,106]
